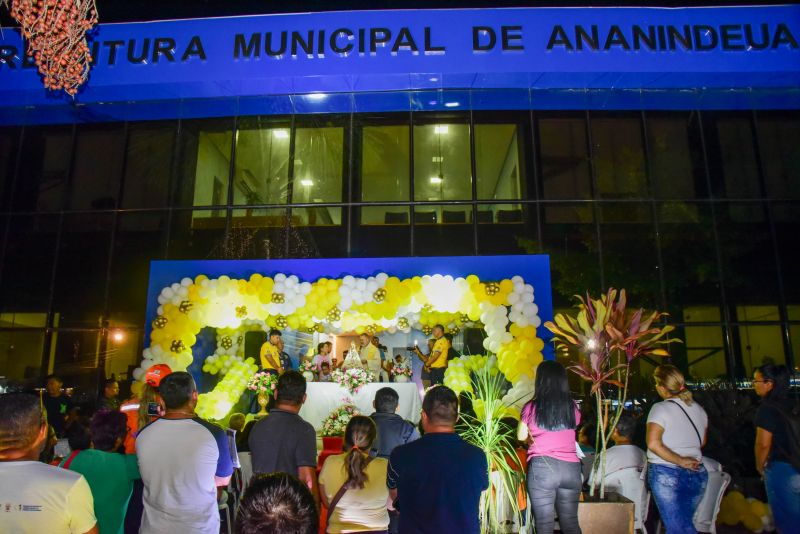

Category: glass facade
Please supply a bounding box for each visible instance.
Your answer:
[0,107,798,391]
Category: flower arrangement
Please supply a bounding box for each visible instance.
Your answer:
[332,368,375,394]
[390,361,413,378]
[246,371,278,395]
[299,360,317,374]
[321,403,360,437]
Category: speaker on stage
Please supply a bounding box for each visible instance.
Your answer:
[244,331,268,362]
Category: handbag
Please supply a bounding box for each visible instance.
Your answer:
[327,456,374,524]
[667,400,702,446]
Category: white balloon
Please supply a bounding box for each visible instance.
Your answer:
[177,287,189,298]
[508,293,520,304]
[512,275,524,284]
[181,277,193,287]
[524,284,534,294]
[366,280,378,293]
[343,275,355,287]
[162,288,174,299]
[521,293,534,303]
[356,278,367,291]
[532,316,542,328]
[132,367,144,381]
[376,273,389,285]
[157,295,167,305]
[482,338,492,350]
[171,283,181,292]
[274,273,286,283]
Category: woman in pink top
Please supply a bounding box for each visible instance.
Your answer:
[517,360,582,534]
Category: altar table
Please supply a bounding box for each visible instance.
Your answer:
[299,382,422,431]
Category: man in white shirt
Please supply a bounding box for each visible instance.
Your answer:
[604,414,647,477]
[359,333,382,379]
[0,393,97,534]
[136,372,233,534]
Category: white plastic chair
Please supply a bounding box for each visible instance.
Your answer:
[603,467,651,534]
[693,471,731,533]
[238,451,254,491]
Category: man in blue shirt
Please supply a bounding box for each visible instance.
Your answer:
[387,386,488,534]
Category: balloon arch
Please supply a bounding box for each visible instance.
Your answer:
[135,257,553,420]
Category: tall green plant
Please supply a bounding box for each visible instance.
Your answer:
[544,288,680,498]
[458,365,524,533]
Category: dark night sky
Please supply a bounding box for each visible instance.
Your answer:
[2,0,795,25]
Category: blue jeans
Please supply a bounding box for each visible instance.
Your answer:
[647,463,707,534]
[527,456,583,534]
[764,461,800,534]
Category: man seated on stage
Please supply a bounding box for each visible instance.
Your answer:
[259,329,283,374]
[359,333,382,380]
[412,325,450,385]
[248,371,319,506]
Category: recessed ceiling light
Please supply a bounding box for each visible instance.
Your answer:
[429,77,439,82]
[300,179,313,186]
[429,176,443,184]
[306,93,327,101]
[433,125,449,134]
[432,156,444,163]
[444,102,460,108]
[273,130,289,139]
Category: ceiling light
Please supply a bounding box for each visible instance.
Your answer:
[429,176,443,184]
[300,179,313,187]
[433,125,449,134]
[306,93,327,101]
[432,156,444,163]
[429,77,439,82]
[444,101,460,108]
[273,130,289,139]
[111,330,125,342]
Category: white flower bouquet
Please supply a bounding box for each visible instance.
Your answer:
[332,368,375,394]
[321,404,360,437]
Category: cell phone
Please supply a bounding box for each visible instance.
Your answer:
[147,402,160,416]
[406,346,417,351]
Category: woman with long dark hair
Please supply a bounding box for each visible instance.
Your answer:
[753,364,799,533]
[517,360,582,534]
[646,364,708,534]
[319,416,389,533]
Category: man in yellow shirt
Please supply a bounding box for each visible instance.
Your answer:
[259,329,283,374]
[359,333,382,380]
[419,324,450,385]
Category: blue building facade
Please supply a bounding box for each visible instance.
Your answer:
[0,5,798,392]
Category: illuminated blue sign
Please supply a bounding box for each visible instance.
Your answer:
[0,5,798,119]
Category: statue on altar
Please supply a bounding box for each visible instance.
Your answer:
[342,341,364,370]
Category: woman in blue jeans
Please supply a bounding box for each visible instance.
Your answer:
[753,364,800,534]
[517,361,582,534]
[646,365,709,534]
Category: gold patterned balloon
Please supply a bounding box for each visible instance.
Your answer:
[485,283,500,296]
[235,306,247,318]
[276,316,288,329]
[373,288,387,303]
[327,307,341,322]
[220,336,233,350]
[422,325,433,336]
[398,317,409,329]
[152,316,168,329]
[170,340,185,353]
[179,300,193,313]
[272,293,285,304]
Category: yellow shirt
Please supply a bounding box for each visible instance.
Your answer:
[259,342,283,372]
[319,453,390,533]
[430,337,451,368]
[360,344,381,374]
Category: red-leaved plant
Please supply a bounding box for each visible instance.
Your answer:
[545,288,680,498]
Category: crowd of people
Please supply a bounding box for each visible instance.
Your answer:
[0,348,797,534]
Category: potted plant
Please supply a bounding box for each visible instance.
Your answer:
[246,371,279,416]
[545,288,680,498]
[390,360,413,383]
[299,360,317,382]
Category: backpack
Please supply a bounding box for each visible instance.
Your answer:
[768,400,800,472]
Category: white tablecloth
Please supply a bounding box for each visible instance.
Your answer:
[299,382,422,431]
